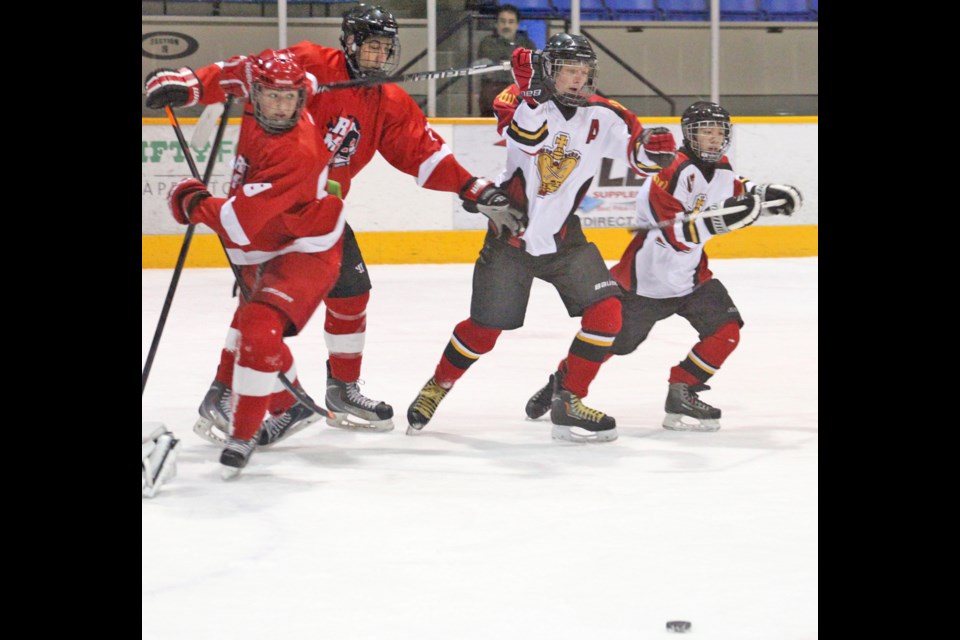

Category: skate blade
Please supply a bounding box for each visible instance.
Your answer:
[193,417,229,445]
[662,414,721,432]
[326,413,395,433]
[220,465,243,481]
[405,423,425,435]
[551,424,618,443]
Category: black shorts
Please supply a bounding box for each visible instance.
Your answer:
[326,223,372,298]
[469,232,621,330]
[611,278,744,356]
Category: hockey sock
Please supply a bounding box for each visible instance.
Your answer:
[267,347,298,415]
[231,303,285,440]
[213,310,242,386]
[563,297,622,397]
[435,318,502,387]
[669,320,740,385]
[325,292,369,383]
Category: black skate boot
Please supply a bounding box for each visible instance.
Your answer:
[525,369,563,420]
[550,386,618,443]
[406,377,450,435]
[325,361,394,432]
[257,402,324,447]
[220,436,256,480]
[193,381,233,445]
[662,383,721,432]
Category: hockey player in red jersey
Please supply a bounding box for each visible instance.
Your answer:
[526,101,802,431]
[166,53,347,477]
[144,4,520,444]
[405,34,677,443]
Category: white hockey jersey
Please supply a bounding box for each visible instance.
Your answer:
[497,94,662,257]
[611,150,749,299]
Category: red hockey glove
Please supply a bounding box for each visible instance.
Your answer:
[753,183,802,216]
[218,55,256,99]
[168,178,211,225]
[144,67,202,109]
[704,193,762,235]
[512,48,546,107]
[460,177,524,238]
[639,127,677,168]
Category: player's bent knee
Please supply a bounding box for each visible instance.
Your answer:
[236,303,286,367]
[583,297,622,334]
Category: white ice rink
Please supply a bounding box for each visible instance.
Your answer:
[142,257,818,640]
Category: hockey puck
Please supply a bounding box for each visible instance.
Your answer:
[666,620,692,633]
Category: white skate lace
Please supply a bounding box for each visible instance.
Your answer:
[344,381,382,411]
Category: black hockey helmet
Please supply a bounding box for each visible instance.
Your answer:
[251,51,308,135]
[540,33,598,107]
[681,101,732,163]
[340,4,400,78]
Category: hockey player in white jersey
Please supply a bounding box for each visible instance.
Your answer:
[406,33,677,443]
[527,101,802,431]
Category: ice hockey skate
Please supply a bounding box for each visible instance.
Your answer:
[220,436,256,480]
[406,377,450,434]
[325,361,394,432]
[257,402,324,447]
[662,383,721,432]
[550,386,618,443]
[193,381,233,445]
[525,370,562,420]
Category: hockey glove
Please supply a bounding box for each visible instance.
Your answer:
[512,48,546,107]
[168,178,211,225]
[218,55,256,99]
[144,67,202,109]
[704,193,762,235]
[639,127,677,169]
[753,183,802,216]
[460,178,524,238]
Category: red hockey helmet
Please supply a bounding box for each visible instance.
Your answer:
[251,51,308,134]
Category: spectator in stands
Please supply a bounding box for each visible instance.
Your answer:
[477,4,536,116]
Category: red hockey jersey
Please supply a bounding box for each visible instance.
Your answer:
[196,44,472,198]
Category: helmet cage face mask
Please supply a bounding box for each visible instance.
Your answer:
[540,34,598,107]
[683,120,731,163]
[681,102,732,163]
[542,55,598,107]
[340,5,400,78]
[252,82,307,134]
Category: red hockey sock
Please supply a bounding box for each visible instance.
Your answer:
[213,308,242,386]
[325,292,369,383]
[669,321,740,385]
[562,297,621,397]
[435,318,501,387]
[232,303,286,440]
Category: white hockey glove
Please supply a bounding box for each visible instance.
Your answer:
[460,178,525,238]
[142,423,181,498]
[753,183,802,216]
[703,193,762,236]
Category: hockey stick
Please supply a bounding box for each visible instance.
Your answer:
[162,104,335,420]
[317,60,511,92]
[629,198,787,232]
[190,102,226,149]
[142,97,234,395]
